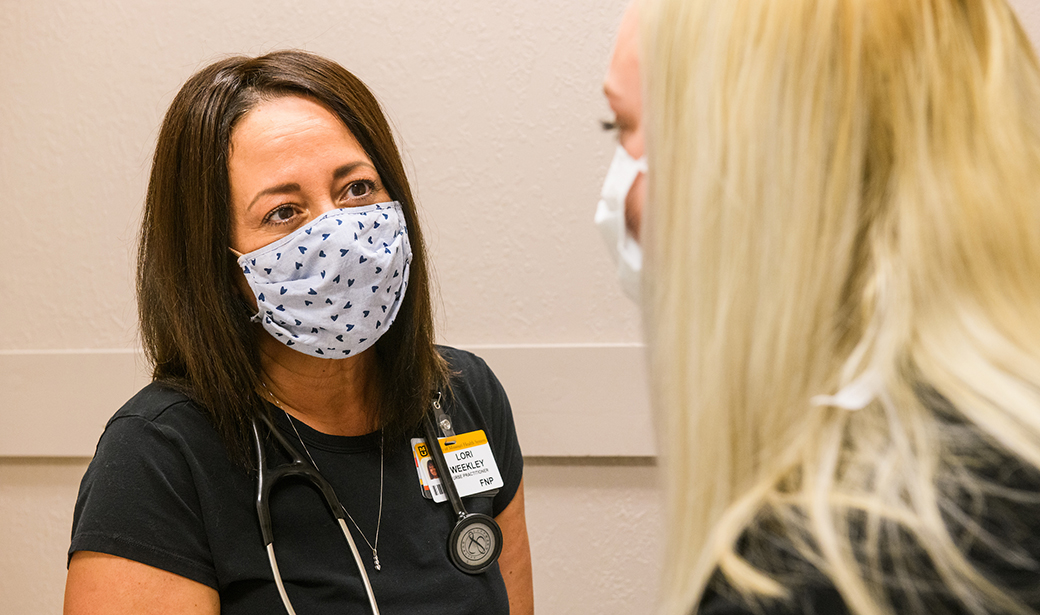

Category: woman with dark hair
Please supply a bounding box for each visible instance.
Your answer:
[63,50,532,614]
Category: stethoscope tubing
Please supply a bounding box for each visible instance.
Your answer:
[251,393,500,613]
[252,414,380,615]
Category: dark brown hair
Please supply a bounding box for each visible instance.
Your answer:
[137,50,447,465]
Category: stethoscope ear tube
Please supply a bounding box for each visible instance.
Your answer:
[422,407,503,575]
[251,418,276,547]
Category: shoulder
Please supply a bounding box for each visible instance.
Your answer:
[699,579,847,615]
[436,345,509,412]
[436,345,524,513]
[87,381,228,479]
[697,518,850,615]
[107,381,201,426]
[82,381,232,502]
[71,382,232,589]
[437,345,495,380]
[704,447,1040,613]
[945,429,1040,602]
[98,381,220,452]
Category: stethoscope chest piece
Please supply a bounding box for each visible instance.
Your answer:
[449,512,503,574]
[423,392,503,575]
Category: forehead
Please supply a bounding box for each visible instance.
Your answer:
[231,95,351,147]
[604,2,641,108]
[226,94,379,186]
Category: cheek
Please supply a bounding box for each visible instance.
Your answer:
[229,210,250,254]
[624,171,646,242]
[619,127,645,161]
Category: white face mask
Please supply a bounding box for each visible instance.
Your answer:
[594,145,647,301]
[235,201,411,358]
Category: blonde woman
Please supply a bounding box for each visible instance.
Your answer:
[618,0,1040,613]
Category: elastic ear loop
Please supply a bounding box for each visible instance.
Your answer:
[810,369,882,411]
[229,247,264,323]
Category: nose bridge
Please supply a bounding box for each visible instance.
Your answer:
[292,164,341,218]
[309,186,346,217]
[314,199,340,216]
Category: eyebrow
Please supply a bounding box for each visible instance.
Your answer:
[333,161,375,181]
[248,182,300,212]
[246,161,378,211]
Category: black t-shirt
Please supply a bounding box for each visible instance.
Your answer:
[70,346,523,614]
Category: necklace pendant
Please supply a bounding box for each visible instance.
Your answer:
[373,551,381,571]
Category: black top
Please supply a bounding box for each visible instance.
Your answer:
[699,420,1040,614]
[70,346,523,614]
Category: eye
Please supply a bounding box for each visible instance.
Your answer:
[600,119,619,132]
[262,205,298,226]
[341,179,378,204]
[348,180,373,198]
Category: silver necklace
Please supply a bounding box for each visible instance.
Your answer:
[261,384,385,571]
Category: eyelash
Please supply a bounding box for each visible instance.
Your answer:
[600,119,619,132]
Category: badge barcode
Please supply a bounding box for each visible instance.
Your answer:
[432,483,444,496]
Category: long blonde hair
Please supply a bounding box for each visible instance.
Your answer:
[640,0,1040,613]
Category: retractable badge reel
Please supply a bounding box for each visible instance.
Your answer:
[423,392,503,574]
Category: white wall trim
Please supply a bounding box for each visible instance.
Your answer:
[0,345,655,457]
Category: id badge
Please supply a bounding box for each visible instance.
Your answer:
[410,430,502,502]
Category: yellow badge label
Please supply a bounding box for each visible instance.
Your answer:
[438,430,488,453]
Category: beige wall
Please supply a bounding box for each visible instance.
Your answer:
[1,0,654,612]
[5,0,1040,613]
[0,0,642,351]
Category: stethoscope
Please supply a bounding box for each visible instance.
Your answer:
[250,392,503,615]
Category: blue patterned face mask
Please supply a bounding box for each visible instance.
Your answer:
[235,201,411,358]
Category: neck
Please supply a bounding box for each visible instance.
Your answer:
[258,333,381,436]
